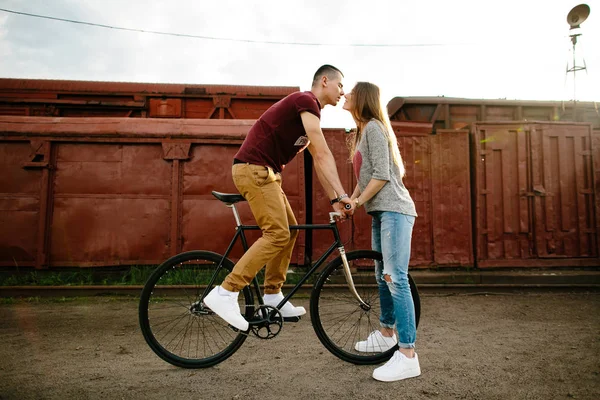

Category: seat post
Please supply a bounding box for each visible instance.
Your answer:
[228,203,243,227]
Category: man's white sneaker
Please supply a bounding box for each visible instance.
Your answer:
[203,286,249,331]
[372,351,421,382]
[263,292,306,317]
[355,330,397,352]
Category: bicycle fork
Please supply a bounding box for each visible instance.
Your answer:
[338,246,371,311]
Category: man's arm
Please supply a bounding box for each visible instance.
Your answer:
[313,159,336,201]
[301,112,354,211]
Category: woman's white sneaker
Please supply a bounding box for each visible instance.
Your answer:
[203,286,249,331]
[372,351,421,382]
[355,330,397,352]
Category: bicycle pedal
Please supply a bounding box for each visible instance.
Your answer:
[230,325,250,336]
[283,316,301,323]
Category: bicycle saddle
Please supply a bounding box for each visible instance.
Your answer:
[212,191,246,204]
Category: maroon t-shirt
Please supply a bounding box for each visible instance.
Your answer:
[234,91,321,173]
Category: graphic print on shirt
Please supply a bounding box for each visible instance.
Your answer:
[294,135,310,153]
[353,150,363,180]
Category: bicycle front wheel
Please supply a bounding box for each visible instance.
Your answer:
[310,250,421,365]
[139,250,254,368]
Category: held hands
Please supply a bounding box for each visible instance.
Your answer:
[332,197,355,220]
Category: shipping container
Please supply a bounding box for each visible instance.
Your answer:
[0,78,298,119]
[387,97,600,130]
[314,124,473,268]
[472,122,598,267]
[0,117,305,268]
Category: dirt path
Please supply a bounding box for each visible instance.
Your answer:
[0,292,598,400]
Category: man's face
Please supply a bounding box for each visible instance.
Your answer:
[324,72,345,106]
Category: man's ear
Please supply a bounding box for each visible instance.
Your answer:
[321,75,328,87]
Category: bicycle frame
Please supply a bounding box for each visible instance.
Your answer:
[205,201,369,311]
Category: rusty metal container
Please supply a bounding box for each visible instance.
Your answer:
[314,124,473,268]
[472,122,598,267]
[0,78,298,119]
[0,117,305,268]
[387,97,600,130]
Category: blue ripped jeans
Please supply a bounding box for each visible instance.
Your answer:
[371,211,417,349]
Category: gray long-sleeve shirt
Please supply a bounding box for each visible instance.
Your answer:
[353,120,417,217]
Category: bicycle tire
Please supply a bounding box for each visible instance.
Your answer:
[139,250,254,368]
[310,250,421,365]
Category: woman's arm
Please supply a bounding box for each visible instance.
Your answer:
[353,121,390,208]
[353,178,386,208]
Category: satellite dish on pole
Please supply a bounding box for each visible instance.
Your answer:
[567,4,590,29]
[565,4,590,120]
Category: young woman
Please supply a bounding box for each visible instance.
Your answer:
[343,82,420,382]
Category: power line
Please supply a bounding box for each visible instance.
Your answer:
[0,7,468,48]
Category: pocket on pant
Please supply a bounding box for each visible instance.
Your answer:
[404,214,416,226]
[252,166,273,186]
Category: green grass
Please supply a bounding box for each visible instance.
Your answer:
[0,266,156,287]
[0,265,317,287]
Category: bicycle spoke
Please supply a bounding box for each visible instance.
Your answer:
[310,251,419,365]
[139,251,251,368]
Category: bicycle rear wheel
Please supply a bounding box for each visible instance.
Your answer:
[310,250,420,365]
[139,250,254,368]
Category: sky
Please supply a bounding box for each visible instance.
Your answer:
[0,0,598,128]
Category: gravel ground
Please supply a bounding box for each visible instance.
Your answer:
[0,291,598,400]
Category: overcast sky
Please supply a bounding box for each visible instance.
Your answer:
[0,0,598,127]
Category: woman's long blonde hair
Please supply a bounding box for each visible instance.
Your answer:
[347,82,405,177]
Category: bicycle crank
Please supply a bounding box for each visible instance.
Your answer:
[249,305,283,339]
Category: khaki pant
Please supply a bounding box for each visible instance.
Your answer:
[221,163,298,294]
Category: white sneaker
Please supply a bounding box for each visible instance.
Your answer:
[373,351,421,382]
[355,330,397,352]
[263,292,306,317]
[203,286,249,331]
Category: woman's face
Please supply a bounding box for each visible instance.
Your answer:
[342,90,354,112]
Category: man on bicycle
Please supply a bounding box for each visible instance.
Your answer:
[204,65,355,331]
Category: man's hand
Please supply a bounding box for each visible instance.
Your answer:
[339,197,355,217]
[332,201,347,219]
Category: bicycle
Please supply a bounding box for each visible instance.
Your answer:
[139,190,421,368]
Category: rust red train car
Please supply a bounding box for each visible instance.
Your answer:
[0,78,298,119]
[1,79,599,270]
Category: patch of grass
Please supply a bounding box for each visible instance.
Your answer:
[0,296,137,305]
[0,266,157,287]
[0,264,318,287]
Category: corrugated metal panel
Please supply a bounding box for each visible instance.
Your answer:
[0,106,29,116]
[431,130,473,265]
[50,143,172,266]
[184,99,217,119]
[0,116,308,268]
[0,141,41,265]
[594,129,600,256]
[0,78,298,97]
[398,135,434,266]
[342,125,472,267]
[311,129,353,263]
[388,97,600,130]
[532,124,597,258]
[181,144,306,265]
[474,122,599,267]
[0,78,298,120]
[0,116,254,138]
[475,124,532,263]
[0,117,256,268]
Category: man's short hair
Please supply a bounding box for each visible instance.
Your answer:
[312,65,344,87]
